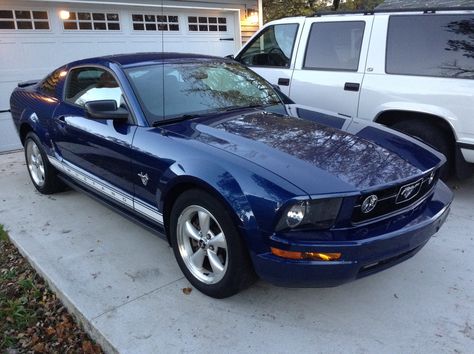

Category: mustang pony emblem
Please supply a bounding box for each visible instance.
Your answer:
[137,172,149,186]
[397,180,422,203]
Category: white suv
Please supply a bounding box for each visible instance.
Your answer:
[233,8,474,178]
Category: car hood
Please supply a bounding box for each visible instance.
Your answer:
[164,107,444,195]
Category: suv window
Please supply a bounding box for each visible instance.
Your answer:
[65,67,123,107]
[236,23,298,67]
[39,67,66,97]
[386,14,474,79]
[304,21,365,71]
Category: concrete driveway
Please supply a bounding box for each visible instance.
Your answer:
[1,150,473,353]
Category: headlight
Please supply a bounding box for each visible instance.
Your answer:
[276,198,342,232]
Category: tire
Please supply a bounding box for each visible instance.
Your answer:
[24,132,64,194]
[170,189,255,298]
[391,120,453,180]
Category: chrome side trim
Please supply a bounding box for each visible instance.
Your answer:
[48,155,163,225]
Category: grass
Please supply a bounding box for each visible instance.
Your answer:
[0,223,102,352]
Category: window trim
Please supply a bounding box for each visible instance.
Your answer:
[130,13,181,33]
[235,23,300,69]
[62,64,137,125]
[384,13,474,80]
[61,10,121,32]
[186,15,228,33]
[302,21,366,72]
[0,8,51,32]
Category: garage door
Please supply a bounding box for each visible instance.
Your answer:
[0,3,239,152]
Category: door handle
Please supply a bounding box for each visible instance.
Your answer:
[219,38,234,41]
[56,115,66,122]
[344,82,360,92]
[278,78,290,86]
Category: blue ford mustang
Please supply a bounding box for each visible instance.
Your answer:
[10,53,452,298]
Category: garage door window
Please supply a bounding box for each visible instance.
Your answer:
[131,14,179,31]
[0,10,50,30]
[304,21,365,71]
[63,12,120,31]
[188,16,227,32]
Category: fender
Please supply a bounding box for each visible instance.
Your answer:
[373,102,458,139]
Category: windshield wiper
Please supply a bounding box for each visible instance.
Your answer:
[151,114,200,127]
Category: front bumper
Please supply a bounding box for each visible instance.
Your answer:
[251,181,452,287]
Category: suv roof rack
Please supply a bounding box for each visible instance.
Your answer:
[312,6,474,17]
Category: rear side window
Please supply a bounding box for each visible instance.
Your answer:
[39,67,66,97]
[386,14,474,79]
[65,67,123,107]
[236,23,298,67]
[304,21,365,71]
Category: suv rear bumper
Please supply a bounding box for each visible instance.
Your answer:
[251,181,452,287]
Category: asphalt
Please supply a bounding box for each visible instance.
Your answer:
[1,151,473,354]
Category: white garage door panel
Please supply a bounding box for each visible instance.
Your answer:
[0,114,21,152]
[0,4,239,152]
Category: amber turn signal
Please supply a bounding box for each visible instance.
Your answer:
[271,247,341,261]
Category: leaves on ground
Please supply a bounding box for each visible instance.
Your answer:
[0,224,103,353]
[182,287,192,295]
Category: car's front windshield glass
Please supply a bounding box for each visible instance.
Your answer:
[125,61,282,124]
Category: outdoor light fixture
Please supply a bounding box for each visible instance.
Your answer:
[246,9,258,25]
[59,10,70,20]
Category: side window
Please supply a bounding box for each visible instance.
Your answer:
[236,23,298,67]
[65,67,123,107]
[304,21,365,71]
[386,14,474,79]
[39,67,66,97]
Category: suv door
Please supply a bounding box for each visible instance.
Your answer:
[235,22,301,95]
[52,66,137,198]
[290,17,372,118]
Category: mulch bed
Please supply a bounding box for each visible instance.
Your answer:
[0,225,103,353]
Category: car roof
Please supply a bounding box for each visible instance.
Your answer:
[68,52,227,68]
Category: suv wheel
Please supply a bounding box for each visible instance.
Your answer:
[391,120,453,180]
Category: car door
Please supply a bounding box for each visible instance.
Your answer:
[51,66,137,198]
[234,21,302,96]
[290,17,373,118]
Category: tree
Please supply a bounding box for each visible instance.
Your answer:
[263,0,384,23]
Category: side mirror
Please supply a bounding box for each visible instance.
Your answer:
[84,100,129,120]
[224,54,235,60]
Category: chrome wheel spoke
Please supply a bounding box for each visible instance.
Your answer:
[177,205,228,285]
[190,248,206,268]
[207,249,224,274]
[208,232,226,249]
[198,211,210,236]
[184,220,201,241]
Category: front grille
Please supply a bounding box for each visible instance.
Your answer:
[352,169,438,224]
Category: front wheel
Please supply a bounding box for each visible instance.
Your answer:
[170,189,255,298]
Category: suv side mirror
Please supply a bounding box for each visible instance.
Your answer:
[85,100,129,120]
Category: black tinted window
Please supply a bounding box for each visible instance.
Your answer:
[387,14,474,79]
[304,21,365,71]
[237,24,298,67]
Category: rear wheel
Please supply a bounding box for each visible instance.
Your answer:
[391,120,453,180]
[24,132,64,194]
[170,189,255,298]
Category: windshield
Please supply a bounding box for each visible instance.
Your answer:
[125,61,282,124]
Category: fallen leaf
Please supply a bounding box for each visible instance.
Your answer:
[182,287,192,295]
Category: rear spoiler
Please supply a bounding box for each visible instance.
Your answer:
[17,80,39,88]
